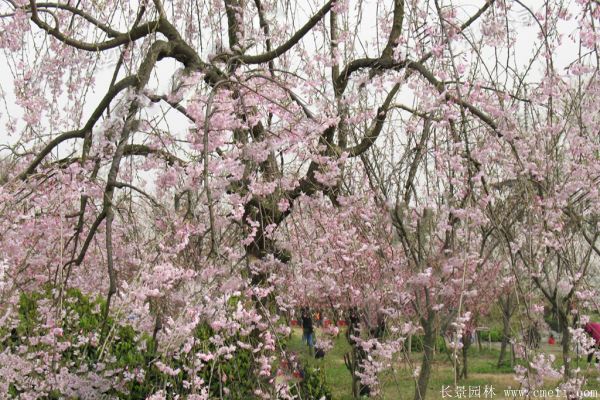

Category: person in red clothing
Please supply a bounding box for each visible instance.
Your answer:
[548,334,555,345]
[584,322,600,363]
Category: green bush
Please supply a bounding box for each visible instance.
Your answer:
[407,335,447,352]
[487,328,504,343]
[0,288,157,398]
[545,316,560,333]
[0,289,259,399]
[290,366,332,400]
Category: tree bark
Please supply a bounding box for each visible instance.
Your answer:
[559,310,571,380]
[498,298,512,367]
[414,318,435,400]
[461,336,471,379]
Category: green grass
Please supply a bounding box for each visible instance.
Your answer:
[285,328,600,399]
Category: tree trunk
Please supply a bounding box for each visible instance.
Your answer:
[559,311,571,380]
[344,347,360,399]
[511,342,515,367]
[414,318,435,400]
[498,307,511,367]
[461,337,470,379]
[344,309,368,399]
[498,294,514,367]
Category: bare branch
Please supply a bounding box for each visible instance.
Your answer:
[240,0,335,64]
[346,83,401,157]
[28,0,160,52]
[18,75,139,180]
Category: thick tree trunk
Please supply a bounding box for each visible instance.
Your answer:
[344,308,368,399]
[414,318,435,400]
[344,343,370,399]
[559,312,571,380]
[559,310,581,400]
[498,294,514,367]
[461,337,470,379]
[343,346,360,398]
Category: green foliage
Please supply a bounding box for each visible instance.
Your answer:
[0,289,260,399]
[290,366,332,400]
[487,328,504,342]
[1,288,154,398]
[190,321,256,399]
[544,315,560,333]
[280,333,333,399]
[116,315,257,399]
[407,335,447,352]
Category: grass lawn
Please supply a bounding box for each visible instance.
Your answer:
[285,328,600,399]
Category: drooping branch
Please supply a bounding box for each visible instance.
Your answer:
[240,0,336,64]
[335,58,406,96]
[113,181,163,208]
[346,83,401,157]
[404,118,431,203]
[406,60,500,135]
[123,144,186,166]
[28,2,121,36]
[381,0,405,60]
[100,40,174,336]
[18,130,85,179]
[18,75,139,180]
[335,0,494,96]
[64,209,107,269]
[203,80,231,255]
[28,0,160,52]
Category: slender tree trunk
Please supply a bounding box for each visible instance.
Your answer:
[414,318,435,400]
[511,341,515,366]
[498,304,511,367]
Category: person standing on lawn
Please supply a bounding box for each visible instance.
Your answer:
[301,308,315,354]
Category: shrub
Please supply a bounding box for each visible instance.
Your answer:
[407,335,447,352]
[487,328,504,343]
[0,289,259,399]
[0,288,156,398]
[290,366,332,400]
